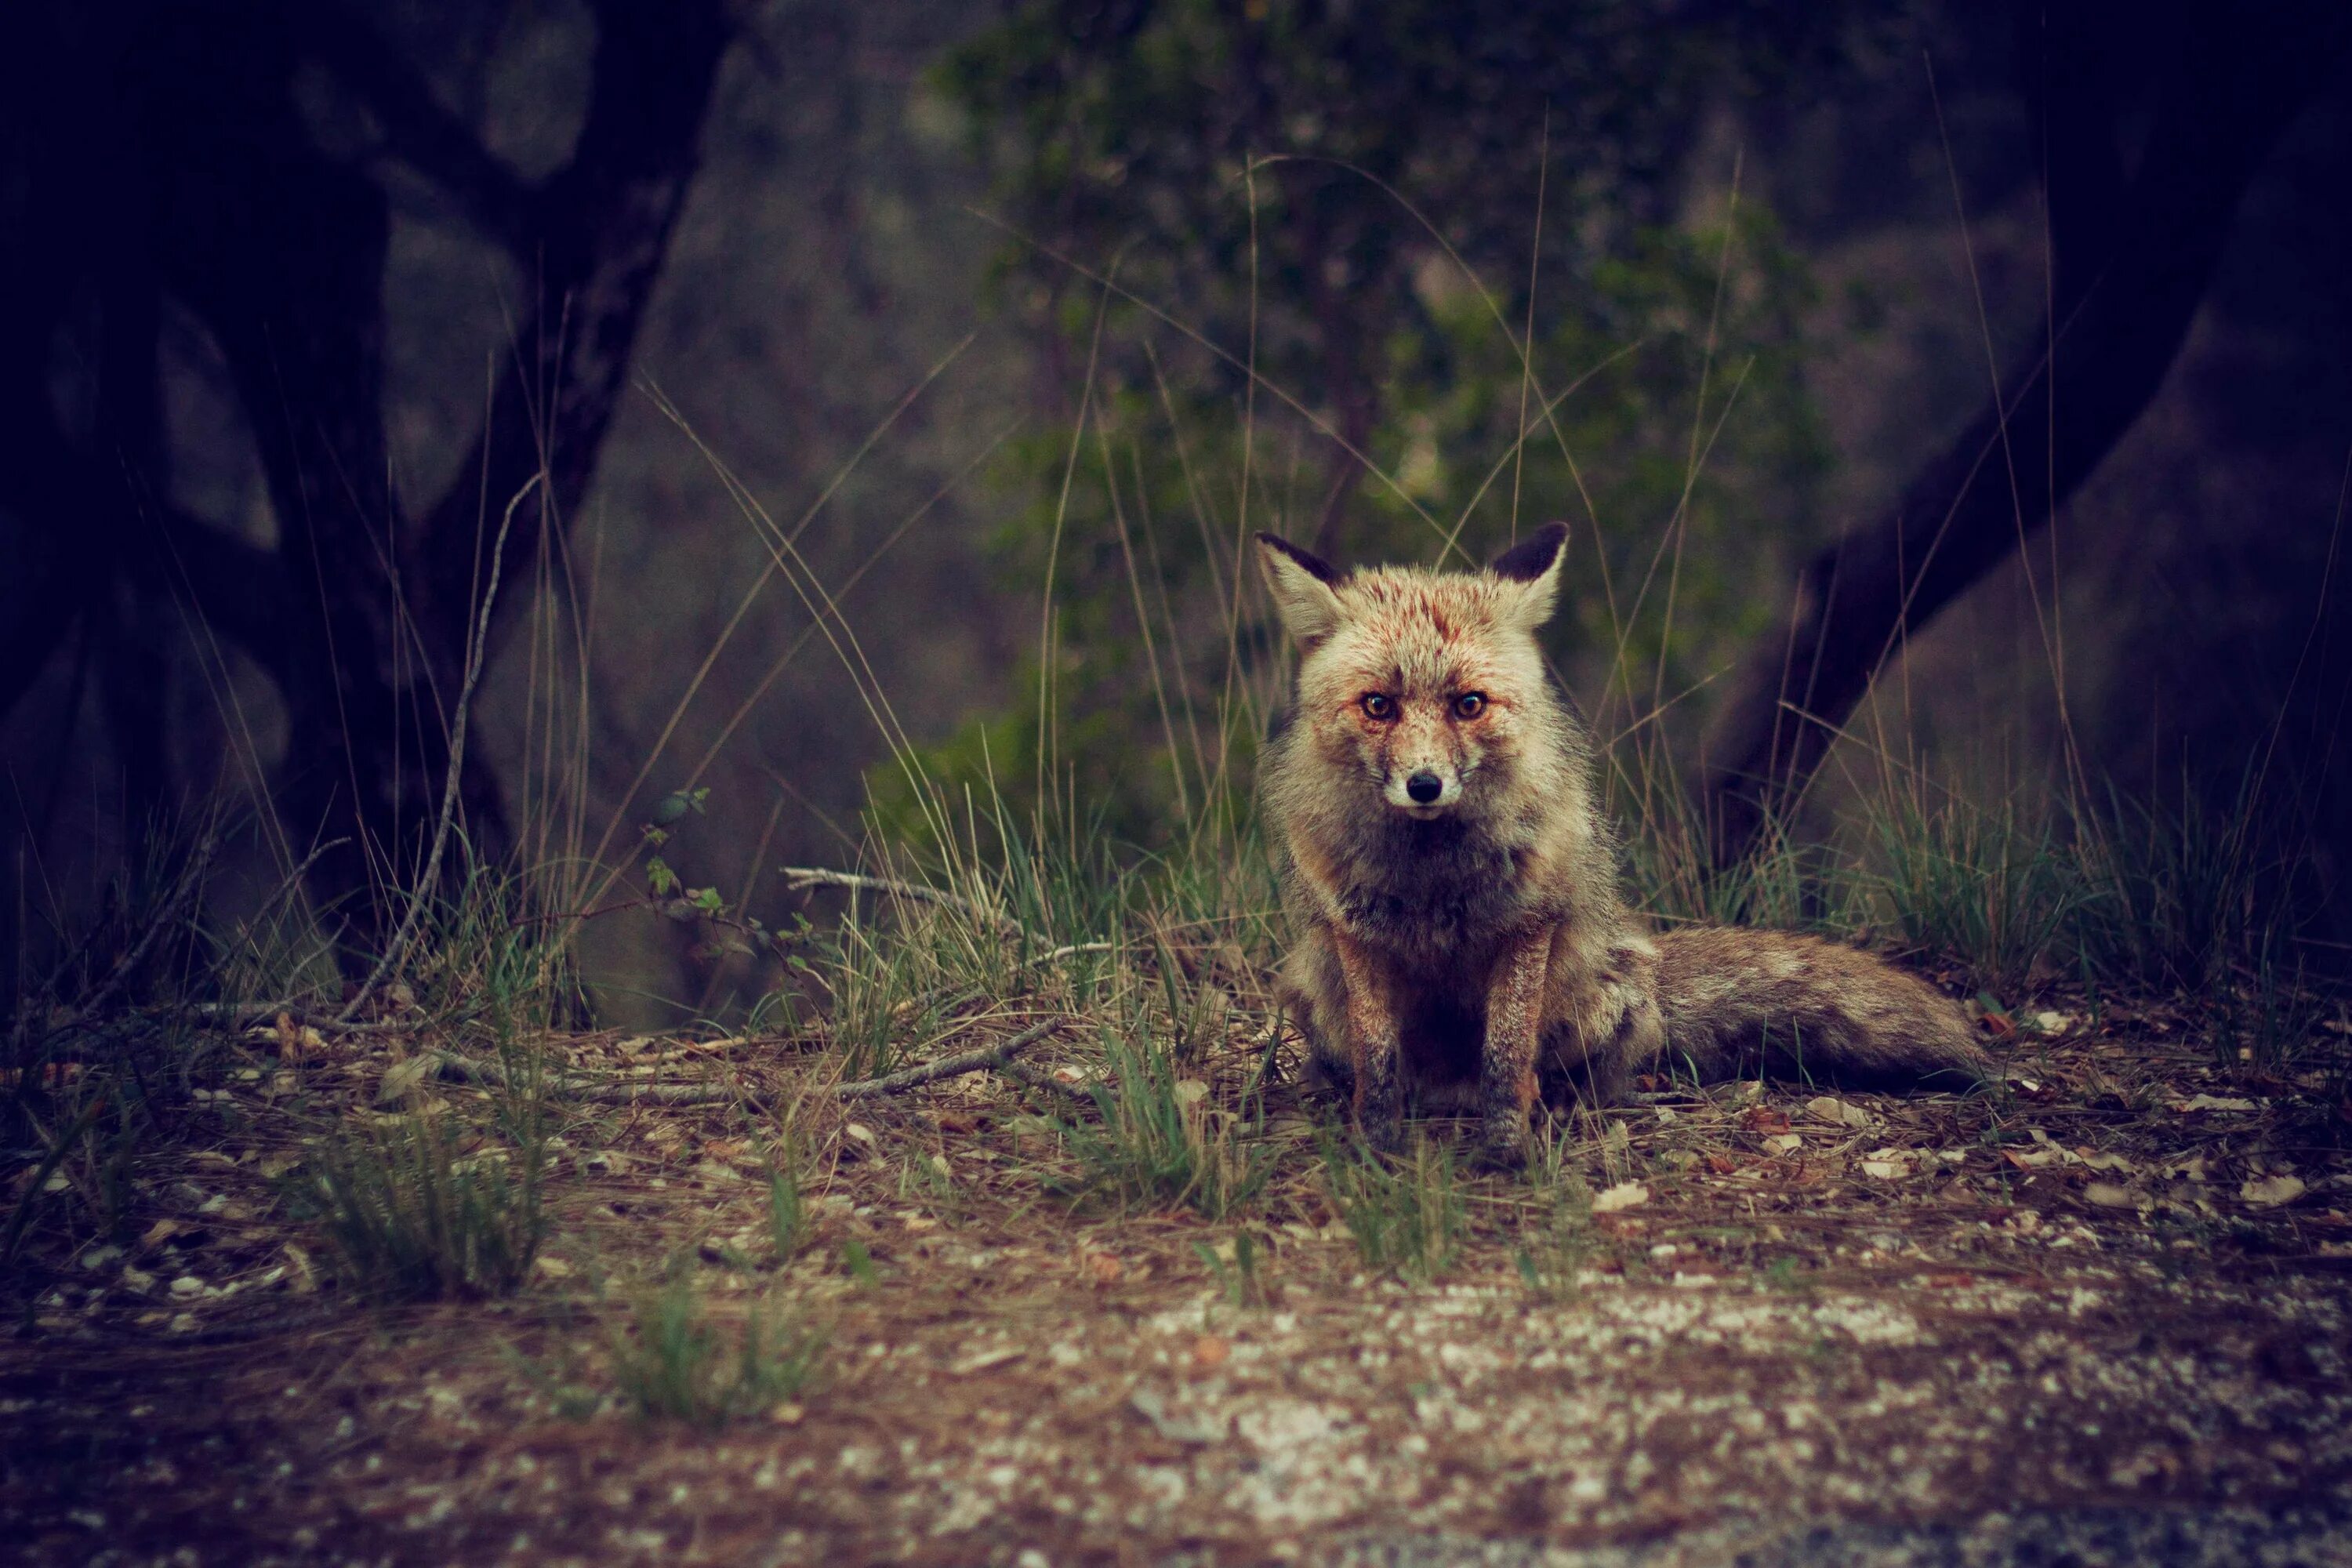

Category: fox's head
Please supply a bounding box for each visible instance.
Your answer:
[1256,524,1570,822]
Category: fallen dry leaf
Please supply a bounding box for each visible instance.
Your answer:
[1129,1389,1220,1445]
[2241,1174,2307,1208]
[2170,1094,2259,1113]
[1192,1334,1230,1370]
[1591,1182,1650,1214]
[2084,1182,2140,1209]
[375,1055,434,1105]
[281,1243,315,1294]
[1805,1095,1871,1129]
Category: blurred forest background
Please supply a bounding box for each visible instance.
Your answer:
[5,0,2348,1025]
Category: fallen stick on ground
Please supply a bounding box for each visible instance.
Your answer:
[410,1016,1080,1107]
[832,1017,1073,1100]
[993,1058,1096,1108]
[426,1052,748,1106]
[1036,941,1117,964]
[190,1003,419,1034]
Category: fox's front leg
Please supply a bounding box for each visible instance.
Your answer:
[1474,927,1552,1169]
[1328,929,1405,1152]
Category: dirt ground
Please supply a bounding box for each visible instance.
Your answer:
[5,996,2351,1566]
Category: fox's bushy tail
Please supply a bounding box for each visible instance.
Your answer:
[1652,927,1990,1091]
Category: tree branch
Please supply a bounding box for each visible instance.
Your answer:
[292,2,540,252]
[409,0,734,681]
[1701,2,2352,862]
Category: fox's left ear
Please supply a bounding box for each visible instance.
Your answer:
[1488,521,1568,632]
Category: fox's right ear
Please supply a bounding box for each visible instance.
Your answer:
[1255,533,1348,645]
[1488,521,1568,633]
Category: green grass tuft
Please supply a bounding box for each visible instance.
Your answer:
[608,1272,826,1428]
[768,1143,812,1262]
[1059,1014,1271,1220]
[297,1100,548,1301]
[1319,1132,1466,1285]
[1867,789,2082,993]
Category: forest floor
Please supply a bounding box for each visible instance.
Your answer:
[6,988,2352,1566]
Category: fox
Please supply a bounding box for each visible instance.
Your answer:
[1254,521,1989,1166]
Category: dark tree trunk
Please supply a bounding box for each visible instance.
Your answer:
[0,1,733,955]
[408,0,737,699]
[141,4,418,919]
[1700,0,2352,864]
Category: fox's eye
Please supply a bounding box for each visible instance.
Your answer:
[1454,692,1487,720]
[1361,693,1396,720]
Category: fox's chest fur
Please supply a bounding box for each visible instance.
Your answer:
[1323,814,1539,957]
[1279,789,1621,1084]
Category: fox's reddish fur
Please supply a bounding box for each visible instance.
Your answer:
[1254,524,1987,1163]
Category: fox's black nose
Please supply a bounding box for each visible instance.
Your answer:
[1405,770,1444,804]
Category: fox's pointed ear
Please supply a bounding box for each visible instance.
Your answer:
[1255,532,1348,644]
[1488,522,1568,632]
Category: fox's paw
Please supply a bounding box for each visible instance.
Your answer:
[1305,1050,1357,1102]
[1354,1110,1406,1159]
[1468,1118,1530,1173]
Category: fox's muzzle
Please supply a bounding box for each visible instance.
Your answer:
[1385,762,1462,816]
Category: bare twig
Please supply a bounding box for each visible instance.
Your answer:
[409,1016,1079,1108]
[245,833,348,931]
[780,866,1022,934]
[180,1002,423,1035]
[1038,940,1118,964]
[832,1017,1072,1100]
[993,1058,1097,1108]
[426,1051,748,1107]
[780,869,1123,967]
[341,474,539,1025]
